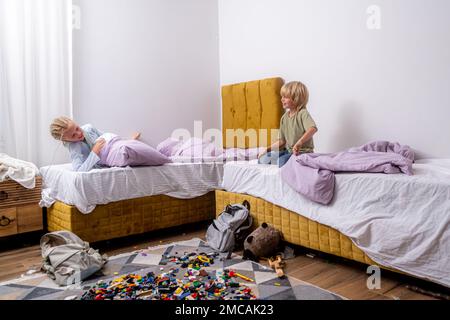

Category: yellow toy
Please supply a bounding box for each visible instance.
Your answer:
[234,272,254,282]
[268,255,285,278]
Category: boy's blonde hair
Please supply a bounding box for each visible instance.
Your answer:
[50,116,72,140]
[280,81,309,110]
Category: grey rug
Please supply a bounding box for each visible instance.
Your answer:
[0,238,343,300]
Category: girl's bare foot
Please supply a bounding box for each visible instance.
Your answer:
[132,132,141,140]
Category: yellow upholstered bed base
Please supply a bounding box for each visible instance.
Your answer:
[222,77,284,149]
[216,190,377,266]
[47,192,215,243]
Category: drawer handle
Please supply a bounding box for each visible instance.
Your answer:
[0,215,15,227]
[0,191,8,201]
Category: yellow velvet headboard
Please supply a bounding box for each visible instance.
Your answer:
[222,77,284,148]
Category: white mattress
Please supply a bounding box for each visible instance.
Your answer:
[221,159,450,288]
[40,162,223,214]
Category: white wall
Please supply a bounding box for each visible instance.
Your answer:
[73,0,220,148]
[218,0,450,158]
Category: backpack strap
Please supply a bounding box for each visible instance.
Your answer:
[225,204,242,216]
[242,200,250,211]
[225,201,250,217]
[235,215,253,235]
[227,216,252,260]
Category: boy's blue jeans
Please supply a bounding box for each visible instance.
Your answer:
[258,150,292,168]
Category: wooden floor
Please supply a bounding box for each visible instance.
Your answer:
[1,223,448,300]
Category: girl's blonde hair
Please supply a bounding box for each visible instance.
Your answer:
[50,116,72,140]
[280,81,309,110]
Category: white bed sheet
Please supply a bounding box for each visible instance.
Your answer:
[221,159,450,288]
[40,162,224,214]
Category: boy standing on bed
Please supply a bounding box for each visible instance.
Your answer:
[258,81,318,167]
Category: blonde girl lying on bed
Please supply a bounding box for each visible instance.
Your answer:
[50,117,170,172]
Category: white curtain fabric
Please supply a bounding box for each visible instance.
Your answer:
[0,0,72,167]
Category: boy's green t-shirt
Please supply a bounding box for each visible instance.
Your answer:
[279,108,317,153]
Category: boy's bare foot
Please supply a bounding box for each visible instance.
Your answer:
[132,132,141,140]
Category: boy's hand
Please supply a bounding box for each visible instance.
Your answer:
[258,147,271,159]
[92,138,106,155]
[292,144,301,156]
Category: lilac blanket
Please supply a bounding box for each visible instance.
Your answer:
[99,137,171,167]
[157,137,264,162]
[281,141,415,205]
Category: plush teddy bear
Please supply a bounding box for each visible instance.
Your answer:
[243,222,282,261]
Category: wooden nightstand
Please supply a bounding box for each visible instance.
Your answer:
[0,177,43,237]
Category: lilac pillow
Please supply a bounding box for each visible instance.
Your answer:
[175,137,221,157]
[156,138,182,157]
[100,138,171,167]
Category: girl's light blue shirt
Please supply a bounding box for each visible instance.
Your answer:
[65,124,103,172]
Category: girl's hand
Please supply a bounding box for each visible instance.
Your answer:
[132,132,141,140]
[92,138,106,155]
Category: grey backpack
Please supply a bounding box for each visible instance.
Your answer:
[40,231,108,286]
[206,200,253,255]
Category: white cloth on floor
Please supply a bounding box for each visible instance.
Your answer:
[0,153,40,188]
